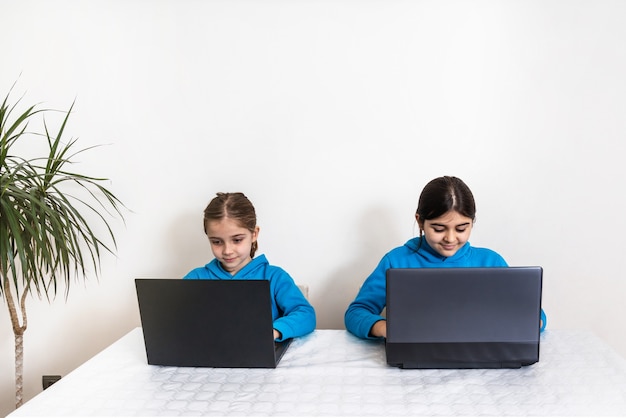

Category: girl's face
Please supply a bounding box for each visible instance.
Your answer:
[205,217,259,275]
[416,210,473,258]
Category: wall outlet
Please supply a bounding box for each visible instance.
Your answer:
[42,375,62,390]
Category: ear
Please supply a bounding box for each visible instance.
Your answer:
[415,214,424,229]
[252,226,260,241]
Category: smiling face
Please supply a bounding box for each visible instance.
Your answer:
[205,217,259,275]
[416,210,473,258]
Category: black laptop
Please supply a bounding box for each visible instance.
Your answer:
[385,267,542,369]
[135,279,291,368]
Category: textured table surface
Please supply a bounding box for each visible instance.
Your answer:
[9,328,626,416]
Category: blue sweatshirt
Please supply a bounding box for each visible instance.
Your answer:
[344,237,546,339]
[184,254,316,341]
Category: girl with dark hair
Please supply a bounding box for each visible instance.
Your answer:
[344,176,546,339]
[184,192,316,341]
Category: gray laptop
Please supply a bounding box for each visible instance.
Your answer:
[385,267,542,369]
[135,279,291,368]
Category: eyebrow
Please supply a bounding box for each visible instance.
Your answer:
[430,222,471,228]
[208,234,247,240]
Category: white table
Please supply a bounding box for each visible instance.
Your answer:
[9,328,626,416]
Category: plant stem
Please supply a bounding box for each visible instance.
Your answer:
[2,276,28,408]
[15,333,24,408]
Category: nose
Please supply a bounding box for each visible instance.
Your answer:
[222,242,233,255]
[444,229,456,243]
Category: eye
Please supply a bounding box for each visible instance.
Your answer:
[456,227,467,233]
[210,239,222,245]
[233,238,243,243]
[433,228,445,233]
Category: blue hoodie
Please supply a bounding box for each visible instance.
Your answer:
[184,254,316,341]
[344,236,546,339]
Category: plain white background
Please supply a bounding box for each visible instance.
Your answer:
[2,0,626,415]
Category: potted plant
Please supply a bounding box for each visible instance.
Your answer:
[0,83,126,409]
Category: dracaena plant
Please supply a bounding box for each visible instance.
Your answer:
[0,83,125,409]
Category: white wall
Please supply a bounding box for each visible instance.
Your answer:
[2,0,626,414]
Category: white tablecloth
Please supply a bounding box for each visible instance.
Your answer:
[9,328,626,416]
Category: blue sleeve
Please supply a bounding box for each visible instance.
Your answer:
[344,256,389,339]
[270,269,316,341]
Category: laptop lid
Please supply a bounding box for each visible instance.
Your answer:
[385,267,542,369]
[135,279,291,368]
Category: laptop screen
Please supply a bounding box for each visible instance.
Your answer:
[385,267,542,369]
[135,279,290,368]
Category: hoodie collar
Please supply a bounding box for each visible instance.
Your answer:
[207,254,269,278]
[405,236,470,263]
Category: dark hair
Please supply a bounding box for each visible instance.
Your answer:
[416,176,476,228]
[203,192,258,258]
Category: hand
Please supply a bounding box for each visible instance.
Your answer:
[273,329,282,340]
[370,320,387,338]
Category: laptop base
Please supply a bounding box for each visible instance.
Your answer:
[386,342,539,369]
